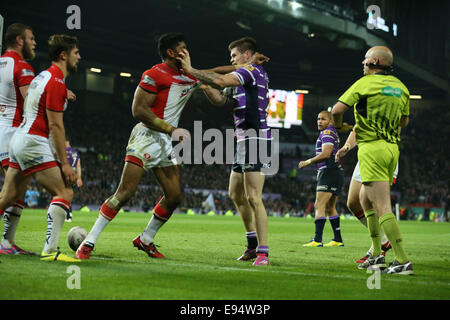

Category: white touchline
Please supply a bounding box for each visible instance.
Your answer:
[92,256,450,287]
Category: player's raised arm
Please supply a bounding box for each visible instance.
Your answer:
[201,84,232,106]
[177,49,241,90]
[205,52,270,75]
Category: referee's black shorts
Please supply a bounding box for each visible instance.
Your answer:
[316,168,344,195]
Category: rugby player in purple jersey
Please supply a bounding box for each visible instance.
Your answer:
[298,111,344,247]
[177,37,272,266]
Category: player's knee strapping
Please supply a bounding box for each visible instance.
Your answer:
[153,203,172,221]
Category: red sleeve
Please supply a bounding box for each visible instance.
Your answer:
[45,79,67,112]
[138,68,160,94]
[15,61,35,87]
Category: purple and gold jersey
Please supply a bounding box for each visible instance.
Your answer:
[230,64,271,142]
[66,146,79,171]
[316,124,341,170]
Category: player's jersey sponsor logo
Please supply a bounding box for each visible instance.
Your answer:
[243,65,255,71]
[21,69,35,77]
[381,86,402,98]
[23,155,44,166]
[143,75,156,86]
[179,84,197,98]
[0,61,7,68]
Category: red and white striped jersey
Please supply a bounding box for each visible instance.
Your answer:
[18,64,68,138]
[138,62,199,127]
[0,50,35,127]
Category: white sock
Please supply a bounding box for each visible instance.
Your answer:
[140,216,166,245]
[2,205,23,247]
[43,204,66,254]
[85,214,110,245]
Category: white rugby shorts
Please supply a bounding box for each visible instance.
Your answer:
[125,123,177,171]
[8,133,59,175]
[0,125,17,168]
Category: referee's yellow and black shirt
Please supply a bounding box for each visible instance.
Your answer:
[338,73,410,144]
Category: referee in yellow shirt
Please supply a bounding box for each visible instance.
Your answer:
[332,46,413,275]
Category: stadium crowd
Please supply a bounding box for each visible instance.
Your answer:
[7,98,447,220]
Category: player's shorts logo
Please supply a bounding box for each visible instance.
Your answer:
[0,105,6,113]
[144,153,151,160]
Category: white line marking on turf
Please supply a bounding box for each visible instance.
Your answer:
[92,256,450,287]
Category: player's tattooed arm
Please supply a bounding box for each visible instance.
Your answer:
[205,52,269,75]
[201,84,232,106]
[177,49,241,90]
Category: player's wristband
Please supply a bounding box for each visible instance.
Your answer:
[305,159,312,165]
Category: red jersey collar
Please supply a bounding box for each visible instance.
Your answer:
[49,64,65,79]
[4,50,23,60]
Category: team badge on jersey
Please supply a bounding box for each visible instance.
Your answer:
[143,75,156,86]
[21,69,35,77]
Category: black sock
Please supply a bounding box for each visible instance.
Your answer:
[314,218,326,242]
[328,215,343,242]
[246,231,258,250]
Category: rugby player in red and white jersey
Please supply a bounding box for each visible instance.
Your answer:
[0,34,81,262]
[0,23,37,255]
[77,33,268,259]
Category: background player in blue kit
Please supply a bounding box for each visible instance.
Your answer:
[298,111,344,247]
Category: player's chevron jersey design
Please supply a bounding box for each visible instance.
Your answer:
[18,64,68,138]
[138,62,199,127]
[0,50,35,127]
[338,74,409,144]
[230,64,271,142]
[316,124,341,170]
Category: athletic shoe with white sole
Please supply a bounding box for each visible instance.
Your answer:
[382,260,414,275]
[236,248,257,261]
[358,254,386,270]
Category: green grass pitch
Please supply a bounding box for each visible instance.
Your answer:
[1,209,449,300]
